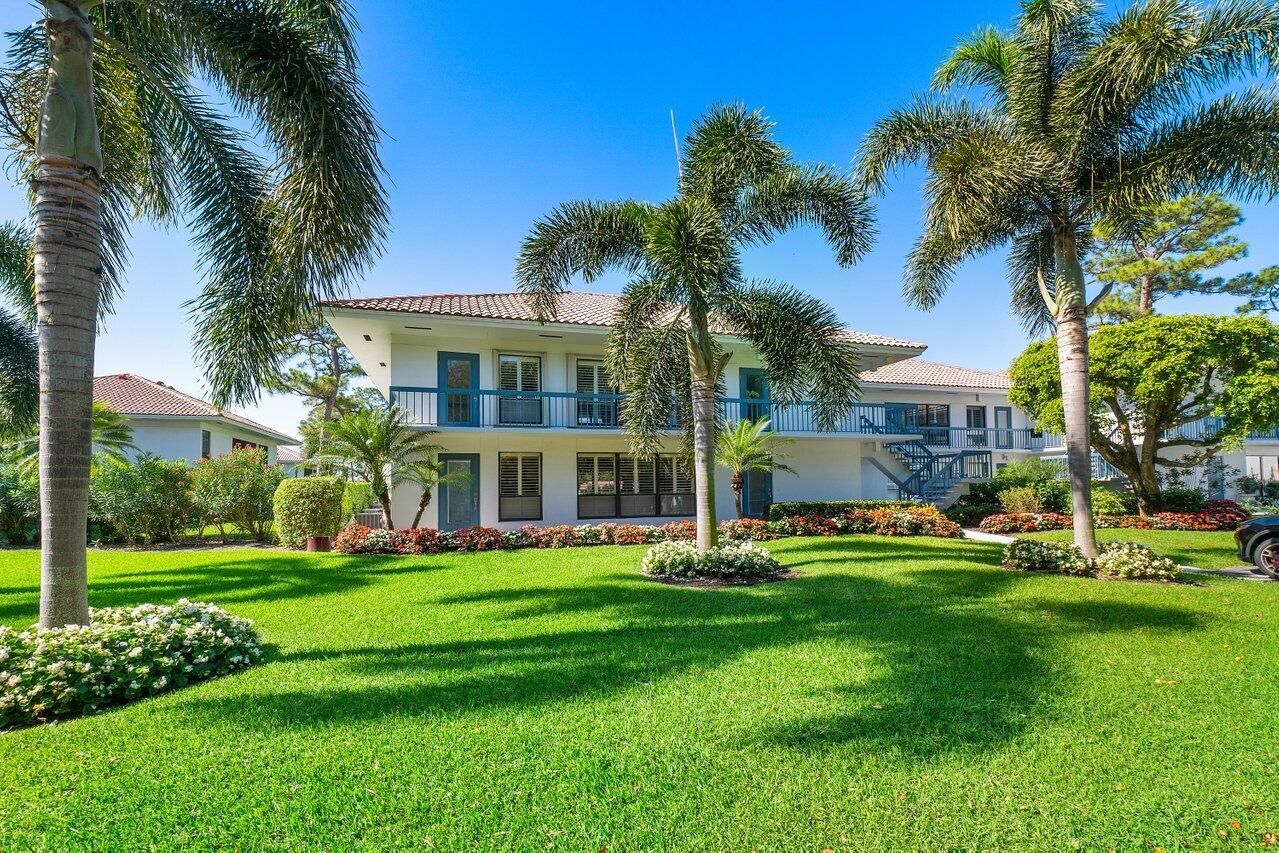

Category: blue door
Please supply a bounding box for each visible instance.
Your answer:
[994,406,1014,449]
[437,454,480,530]
[738,369,772,516]
[438,352,479,426]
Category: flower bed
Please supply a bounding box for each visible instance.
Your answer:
[1,600,263,729]
[979,500,1249,534]
[640,540,784,582]
[980,512,1073,534]
[334,506,961,556]
[1000,539,1182,582]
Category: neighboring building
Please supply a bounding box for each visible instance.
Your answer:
[94,374,299,464]
[324,292,1051,529]
[276,446,305,476]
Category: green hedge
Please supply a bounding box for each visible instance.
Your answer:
[764,499,922,521]
[342,481,374,521]
[274,477,346,549]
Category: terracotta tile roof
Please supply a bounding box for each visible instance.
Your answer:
[93,374,298,443]
[275,446,304,463]
[860,358,1012,390]
[323,291,927,350]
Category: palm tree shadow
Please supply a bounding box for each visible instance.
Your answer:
[178,553,1206,758]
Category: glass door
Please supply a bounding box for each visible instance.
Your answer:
[437,352,479,426]
[438,454,480,530]
[497,354,542,425]
[994,406,1013,449]
[739,368,770,424]
[966,405,988,447]
[575,359,617,427]
[742,469,772,518]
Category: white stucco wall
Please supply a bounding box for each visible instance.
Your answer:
[122,417,282,464]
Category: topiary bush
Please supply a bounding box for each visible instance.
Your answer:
[273,476,347,549]
[0,600,263,729]
[641,539,784,581]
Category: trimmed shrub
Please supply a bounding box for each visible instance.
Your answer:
[273,476,347,549]
[1095,542,1182,581]
[641,540,784,581]
[190,448,284,542]
[1156,487,1208,513]
[980,512,1073,534]
[1087,487,1132,516]
[718,518,780,541]
[765,499,920,521]
[1001,539,1093,575]
[944,501,1001,528]
[0,600,262,729]
[342,481,374,522]
[999,486,1043,514]
[89,455,194,544]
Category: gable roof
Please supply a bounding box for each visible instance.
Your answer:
[322,291,927,350]
[275,446,304,463]
[93,374,299,444]
[860,358,1012,391]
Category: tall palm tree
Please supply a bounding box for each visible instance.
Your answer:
[0,1,388,626]
[855,0,1279,557]
[715,418,796,518]
[517,104,874,551]
[313,407,441,530]
[8,401,135,476]
[402,458,472,530]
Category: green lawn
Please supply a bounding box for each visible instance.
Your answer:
[2,538,1278,849]
[1020,528,1245,570]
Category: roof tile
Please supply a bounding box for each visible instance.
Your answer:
[860,358,1011,390]
[93,374,298,443]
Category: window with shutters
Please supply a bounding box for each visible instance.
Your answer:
[497,354,542,425]
[577,453,688,518]
[575,358,617,427]
[498,452,542,521]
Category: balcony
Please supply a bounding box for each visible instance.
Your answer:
[388,386,1050,448]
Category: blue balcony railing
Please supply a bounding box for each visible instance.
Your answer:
[387,386,1050,448]
[1166,416,1279,443]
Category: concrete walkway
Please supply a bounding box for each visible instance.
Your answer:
[960,528,1273,582]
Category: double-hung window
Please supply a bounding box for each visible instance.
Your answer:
[577,452,691,518]
[497,354,542,425]
[498,453,542,521]
[575,358,617,427]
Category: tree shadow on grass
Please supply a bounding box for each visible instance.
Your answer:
[178,551,1206,758]
[0,553,447,622]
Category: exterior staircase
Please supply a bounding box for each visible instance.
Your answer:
[860,416,992,503]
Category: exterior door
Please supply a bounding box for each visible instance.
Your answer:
[966,405,988,447]
[438,352,479,426]
[994,406,1013,449]
[575,359,617,427]
[738,367,773,515]
[497,354,542,425]
[438,454,480,530]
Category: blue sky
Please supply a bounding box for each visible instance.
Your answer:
[2,1,1275,435]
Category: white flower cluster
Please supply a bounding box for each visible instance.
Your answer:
[641,539,783,580]
[1095,542,1182,580]
[1001,539,1094,575]
[0,600,263,729]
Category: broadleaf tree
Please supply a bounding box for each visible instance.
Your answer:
[1009,314,1279,514]
[0,1,388,627]
[855,0,1279,556]
[516,104,874,551]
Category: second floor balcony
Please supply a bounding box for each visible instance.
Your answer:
[388,385,1050,450]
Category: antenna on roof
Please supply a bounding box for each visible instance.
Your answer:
[669,109,682,183]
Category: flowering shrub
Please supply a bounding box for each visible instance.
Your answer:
[769,514,842,537]
[1000,539,1093,575]
[980,513,1073,534]
[1095,542,1182,581]
[865,506,962,538]
[395,527,447,554]
[1095,509,1241,532]
[1198,500,1250,529]
[659,519,698,541]
[1,600,262,729]
[445,526,506,552]
[718,517,780,541]
[641,540,784,581]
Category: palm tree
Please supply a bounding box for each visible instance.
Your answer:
[313,407,441,530]
[715,418,796,518]
[855,0,1279,557]
[0,222,36,442]
[517,104,874,551]
[7,402,135,476]
[402,459,472,530]
[0,2,388,626]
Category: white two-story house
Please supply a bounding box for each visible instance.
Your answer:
[323,292,1051,530]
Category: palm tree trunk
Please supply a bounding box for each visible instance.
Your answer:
[690,368,719,552]
[1052,229,1099,559]
[34,1,104,628]
[731,472,744,518]
[378,489,394,530]
[411,490,431,529]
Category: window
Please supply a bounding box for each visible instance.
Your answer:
[498,453,542,521]
[965,405,988,447]
[1246,455,1279,493]
[575,359,617,427]
[231,438,262,452]
[577,453,691,518]
[497,354,542,425]
[201,430,211,459]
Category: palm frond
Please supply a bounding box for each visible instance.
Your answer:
[715,280,860,430]
[680,102,787,210]
[1008,228,1059,334]
[732,163,875,266]
[514,200,651,319]
[0,308,36,440]
[933,26,1019,96]
[854,97,1009,194]
[0,221,34,323]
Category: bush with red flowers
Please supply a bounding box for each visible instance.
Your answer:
[718,517,780,541]
[979,513,1073,534]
